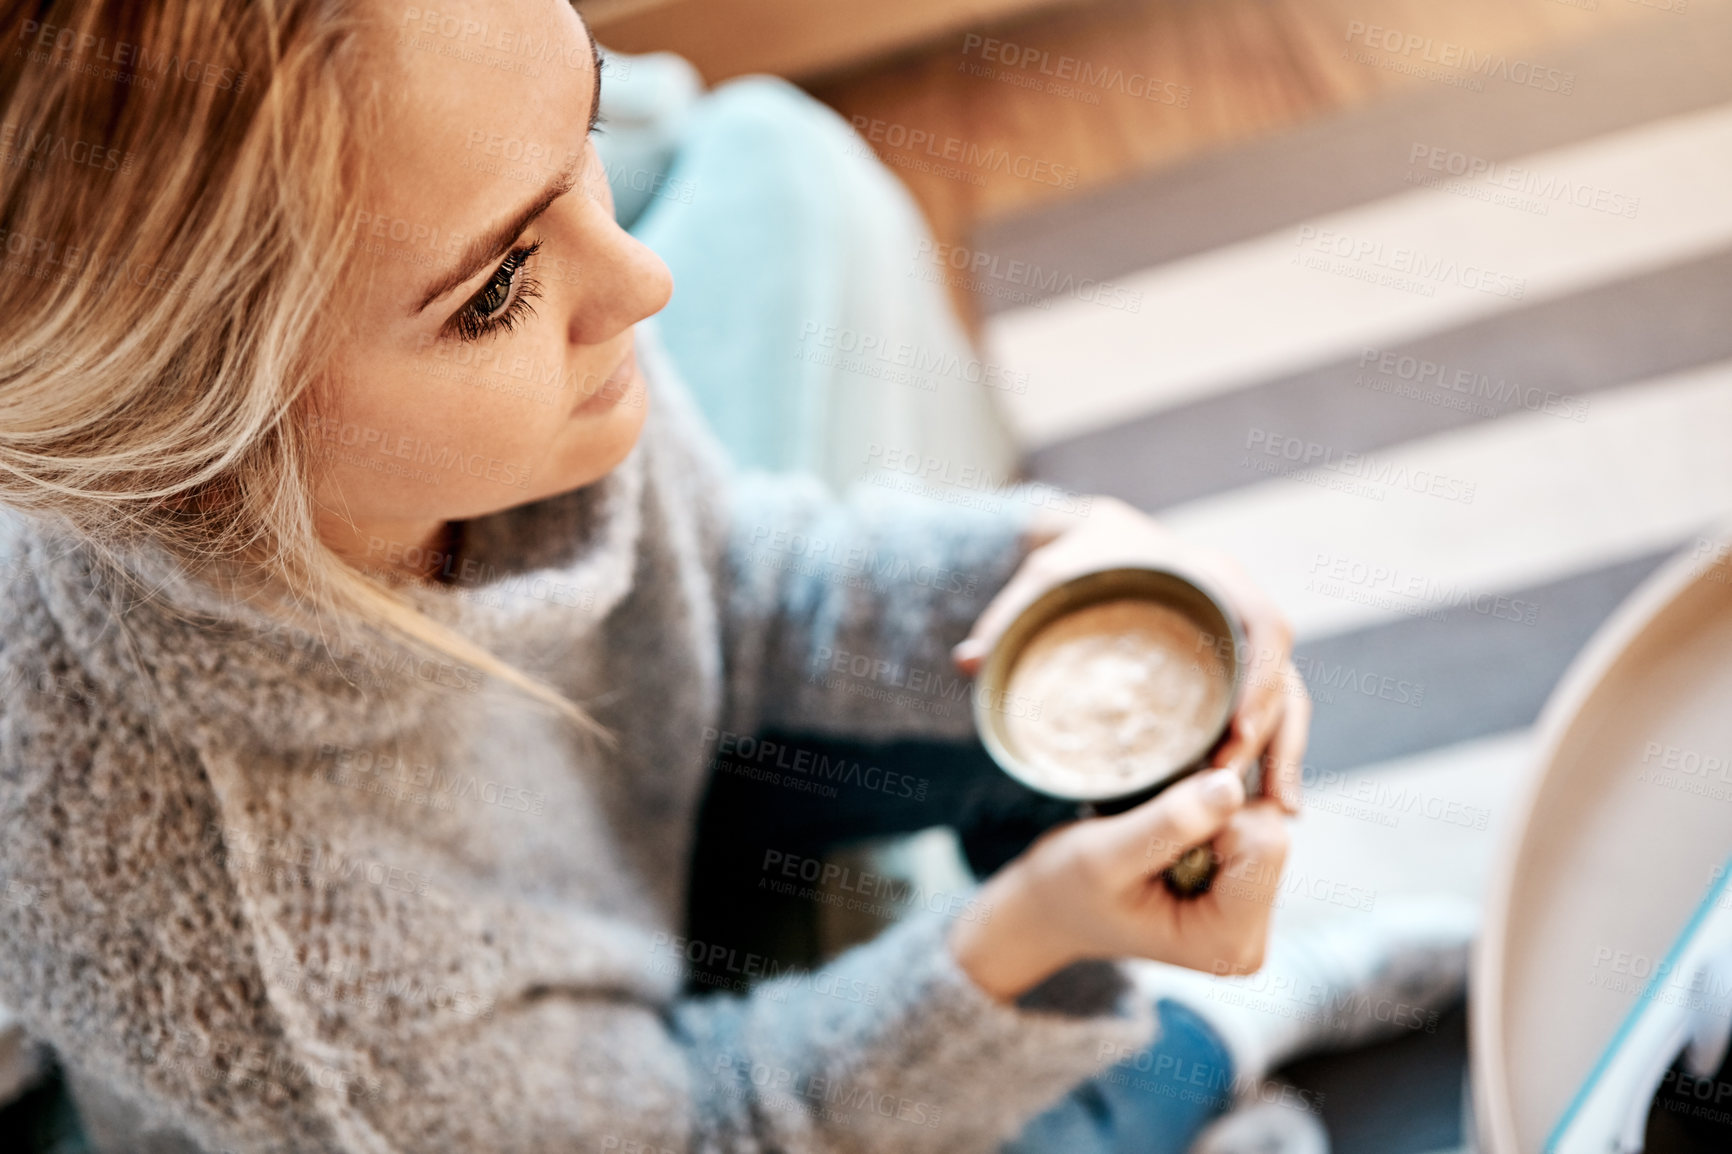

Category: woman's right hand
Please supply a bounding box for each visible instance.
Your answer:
[949,766,1291,1001]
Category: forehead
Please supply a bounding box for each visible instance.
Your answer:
[363,0,595,240]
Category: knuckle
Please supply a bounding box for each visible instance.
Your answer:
[1141,818,1190,866]
[1093,495,1132,520]
[1141,829,1180,866]
[1064,839,1117,889]
[1024,829,1083,886]
[1233,942,1268,974]
[1255,618,1292,658]
[1241,816,1291,862]
[1257,833,1292,872]
[1025,551,1063,579]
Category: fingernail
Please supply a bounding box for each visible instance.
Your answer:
[1199,768,1243,809]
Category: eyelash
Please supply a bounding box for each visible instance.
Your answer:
[447,240,544,343]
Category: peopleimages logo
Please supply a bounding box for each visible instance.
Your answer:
[307,414,534,490]
[960,33,1191,107]
[1405,143,1640,219]
[19,20,248,91]
[0,122,133,174]
[398,6,596,71]
[863,443,1094,515]
[797,321,1030,394]
[1243,427,1478,504]
[1307,551,1540,626]
[1295,225,1527,300]
[848,115,1079,189]
[913,239,1143,313]
[711,1053,945,1129]
[1357,347,1590,422]
[1343,21,1575,93]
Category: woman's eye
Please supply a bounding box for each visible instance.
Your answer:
[446,240,544,342]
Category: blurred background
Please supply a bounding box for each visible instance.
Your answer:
[577,0,1732,1151]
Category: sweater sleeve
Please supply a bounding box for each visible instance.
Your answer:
[720,470,1036,744]
[286,904,1158,1154]
[288,909,1155,1154]
[670,907,1155,1153]
[1,732,1159,1154]
[203,796,1159,1154]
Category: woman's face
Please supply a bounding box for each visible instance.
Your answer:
[313,0,671,568]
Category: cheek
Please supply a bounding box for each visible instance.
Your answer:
[320,338,575,519]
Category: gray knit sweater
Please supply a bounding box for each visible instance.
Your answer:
[0,332,1155,1153]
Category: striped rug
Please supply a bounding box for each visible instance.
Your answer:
[968,7,1732,1151]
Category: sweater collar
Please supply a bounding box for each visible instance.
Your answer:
[18,436,646,756]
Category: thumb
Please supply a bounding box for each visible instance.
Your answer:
[953,573,1049,674]
[1092,767,1245,882]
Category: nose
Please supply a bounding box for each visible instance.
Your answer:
[561,157,674,346]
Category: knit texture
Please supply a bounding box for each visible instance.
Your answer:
[0,331,1156,1153]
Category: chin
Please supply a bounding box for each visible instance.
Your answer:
[537,374,652,498]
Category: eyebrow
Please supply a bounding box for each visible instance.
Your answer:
[413,24,603,315]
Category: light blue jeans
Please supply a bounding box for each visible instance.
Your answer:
[1004,998,1236,1154]
[604,61,1016,496]
[595,63,1236,1154]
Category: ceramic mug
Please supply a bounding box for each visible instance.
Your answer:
[972,566,1245,895]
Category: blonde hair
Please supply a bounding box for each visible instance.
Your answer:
[0,0,600,733]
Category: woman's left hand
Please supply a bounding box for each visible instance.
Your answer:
[953,497,1309,812]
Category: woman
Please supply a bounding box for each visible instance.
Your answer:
[0,2,1314,1151]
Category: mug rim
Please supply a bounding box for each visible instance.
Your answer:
[972,565,1245,804]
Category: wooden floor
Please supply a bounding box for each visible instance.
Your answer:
[803,0,1710,326]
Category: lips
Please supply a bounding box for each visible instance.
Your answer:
[574,344,638,415]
